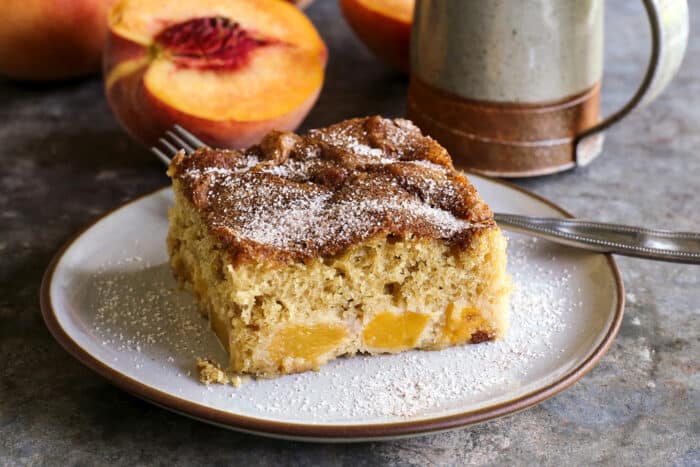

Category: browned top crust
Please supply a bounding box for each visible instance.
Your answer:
[169,116,495,265]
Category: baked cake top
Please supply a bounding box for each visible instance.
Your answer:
[168,116,495,264]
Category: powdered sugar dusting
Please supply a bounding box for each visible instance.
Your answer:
[227,237,575,419]
[93,258,205,367]
[172,117,493,261]
[182,154,260,179]
[310,121,385,158]
[88,235,588,421]
[203,177,478,250]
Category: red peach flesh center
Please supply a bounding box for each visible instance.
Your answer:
[153,17,271,71]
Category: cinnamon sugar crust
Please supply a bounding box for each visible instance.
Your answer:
[168,116,495,265]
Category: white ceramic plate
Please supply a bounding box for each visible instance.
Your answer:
[41,175,623,442]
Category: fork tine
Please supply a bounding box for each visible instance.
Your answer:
[174,124,208,149]
[151,146,172,167]
[150,124,207,168]
[158,137,179,156]
[165,130,195,154]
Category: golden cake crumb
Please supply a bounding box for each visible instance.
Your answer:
[196,358,246,387]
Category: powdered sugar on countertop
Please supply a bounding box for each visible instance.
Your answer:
[90,235,583,422]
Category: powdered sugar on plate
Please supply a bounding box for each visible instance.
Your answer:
[47,178,620,435]
[89,235,582,421]
[223,237,574,419]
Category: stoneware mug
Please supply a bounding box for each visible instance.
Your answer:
[407,0,689,177]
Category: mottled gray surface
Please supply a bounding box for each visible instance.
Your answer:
[0,1,698,466]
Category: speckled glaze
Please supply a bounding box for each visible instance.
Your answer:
[411,0,604,103]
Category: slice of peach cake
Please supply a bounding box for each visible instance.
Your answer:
[167,116,511,377]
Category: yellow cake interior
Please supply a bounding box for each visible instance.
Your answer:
[168,180,510,377]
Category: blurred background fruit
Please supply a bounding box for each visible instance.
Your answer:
[104,0,327,148]
[339,0,413,73]
[0,0,117,81]
[289,0,315,8]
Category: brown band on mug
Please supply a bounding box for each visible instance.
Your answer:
[407,77,601,177]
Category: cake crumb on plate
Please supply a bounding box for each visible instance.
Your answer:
[197,358,248,387]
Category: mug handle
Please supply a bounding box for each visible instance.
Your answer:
[575,0,689,165]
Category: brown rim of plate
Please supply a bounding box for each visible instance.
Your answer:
[39,175,625,441]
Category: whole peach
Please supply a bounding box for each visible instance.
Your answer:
[0,0,116,81]
[340,0,413,73]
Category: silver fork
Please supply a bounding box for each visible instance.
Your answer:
[152,126,700,264]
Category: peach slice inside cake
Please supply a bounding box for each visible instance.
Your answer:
[258,305,495,373]
[258,304,496,373]
[269,324,349,369]
[362,311,431,352]
[441,303,494,345]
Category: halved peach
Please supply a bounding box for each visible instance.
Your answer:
[104,0,327,148]
[339,0,413,73]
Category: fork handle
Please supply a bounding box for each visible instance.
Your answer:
[494,213,700,264]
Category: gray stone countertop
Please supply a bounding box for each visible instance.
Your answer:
[1,1,697,465]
